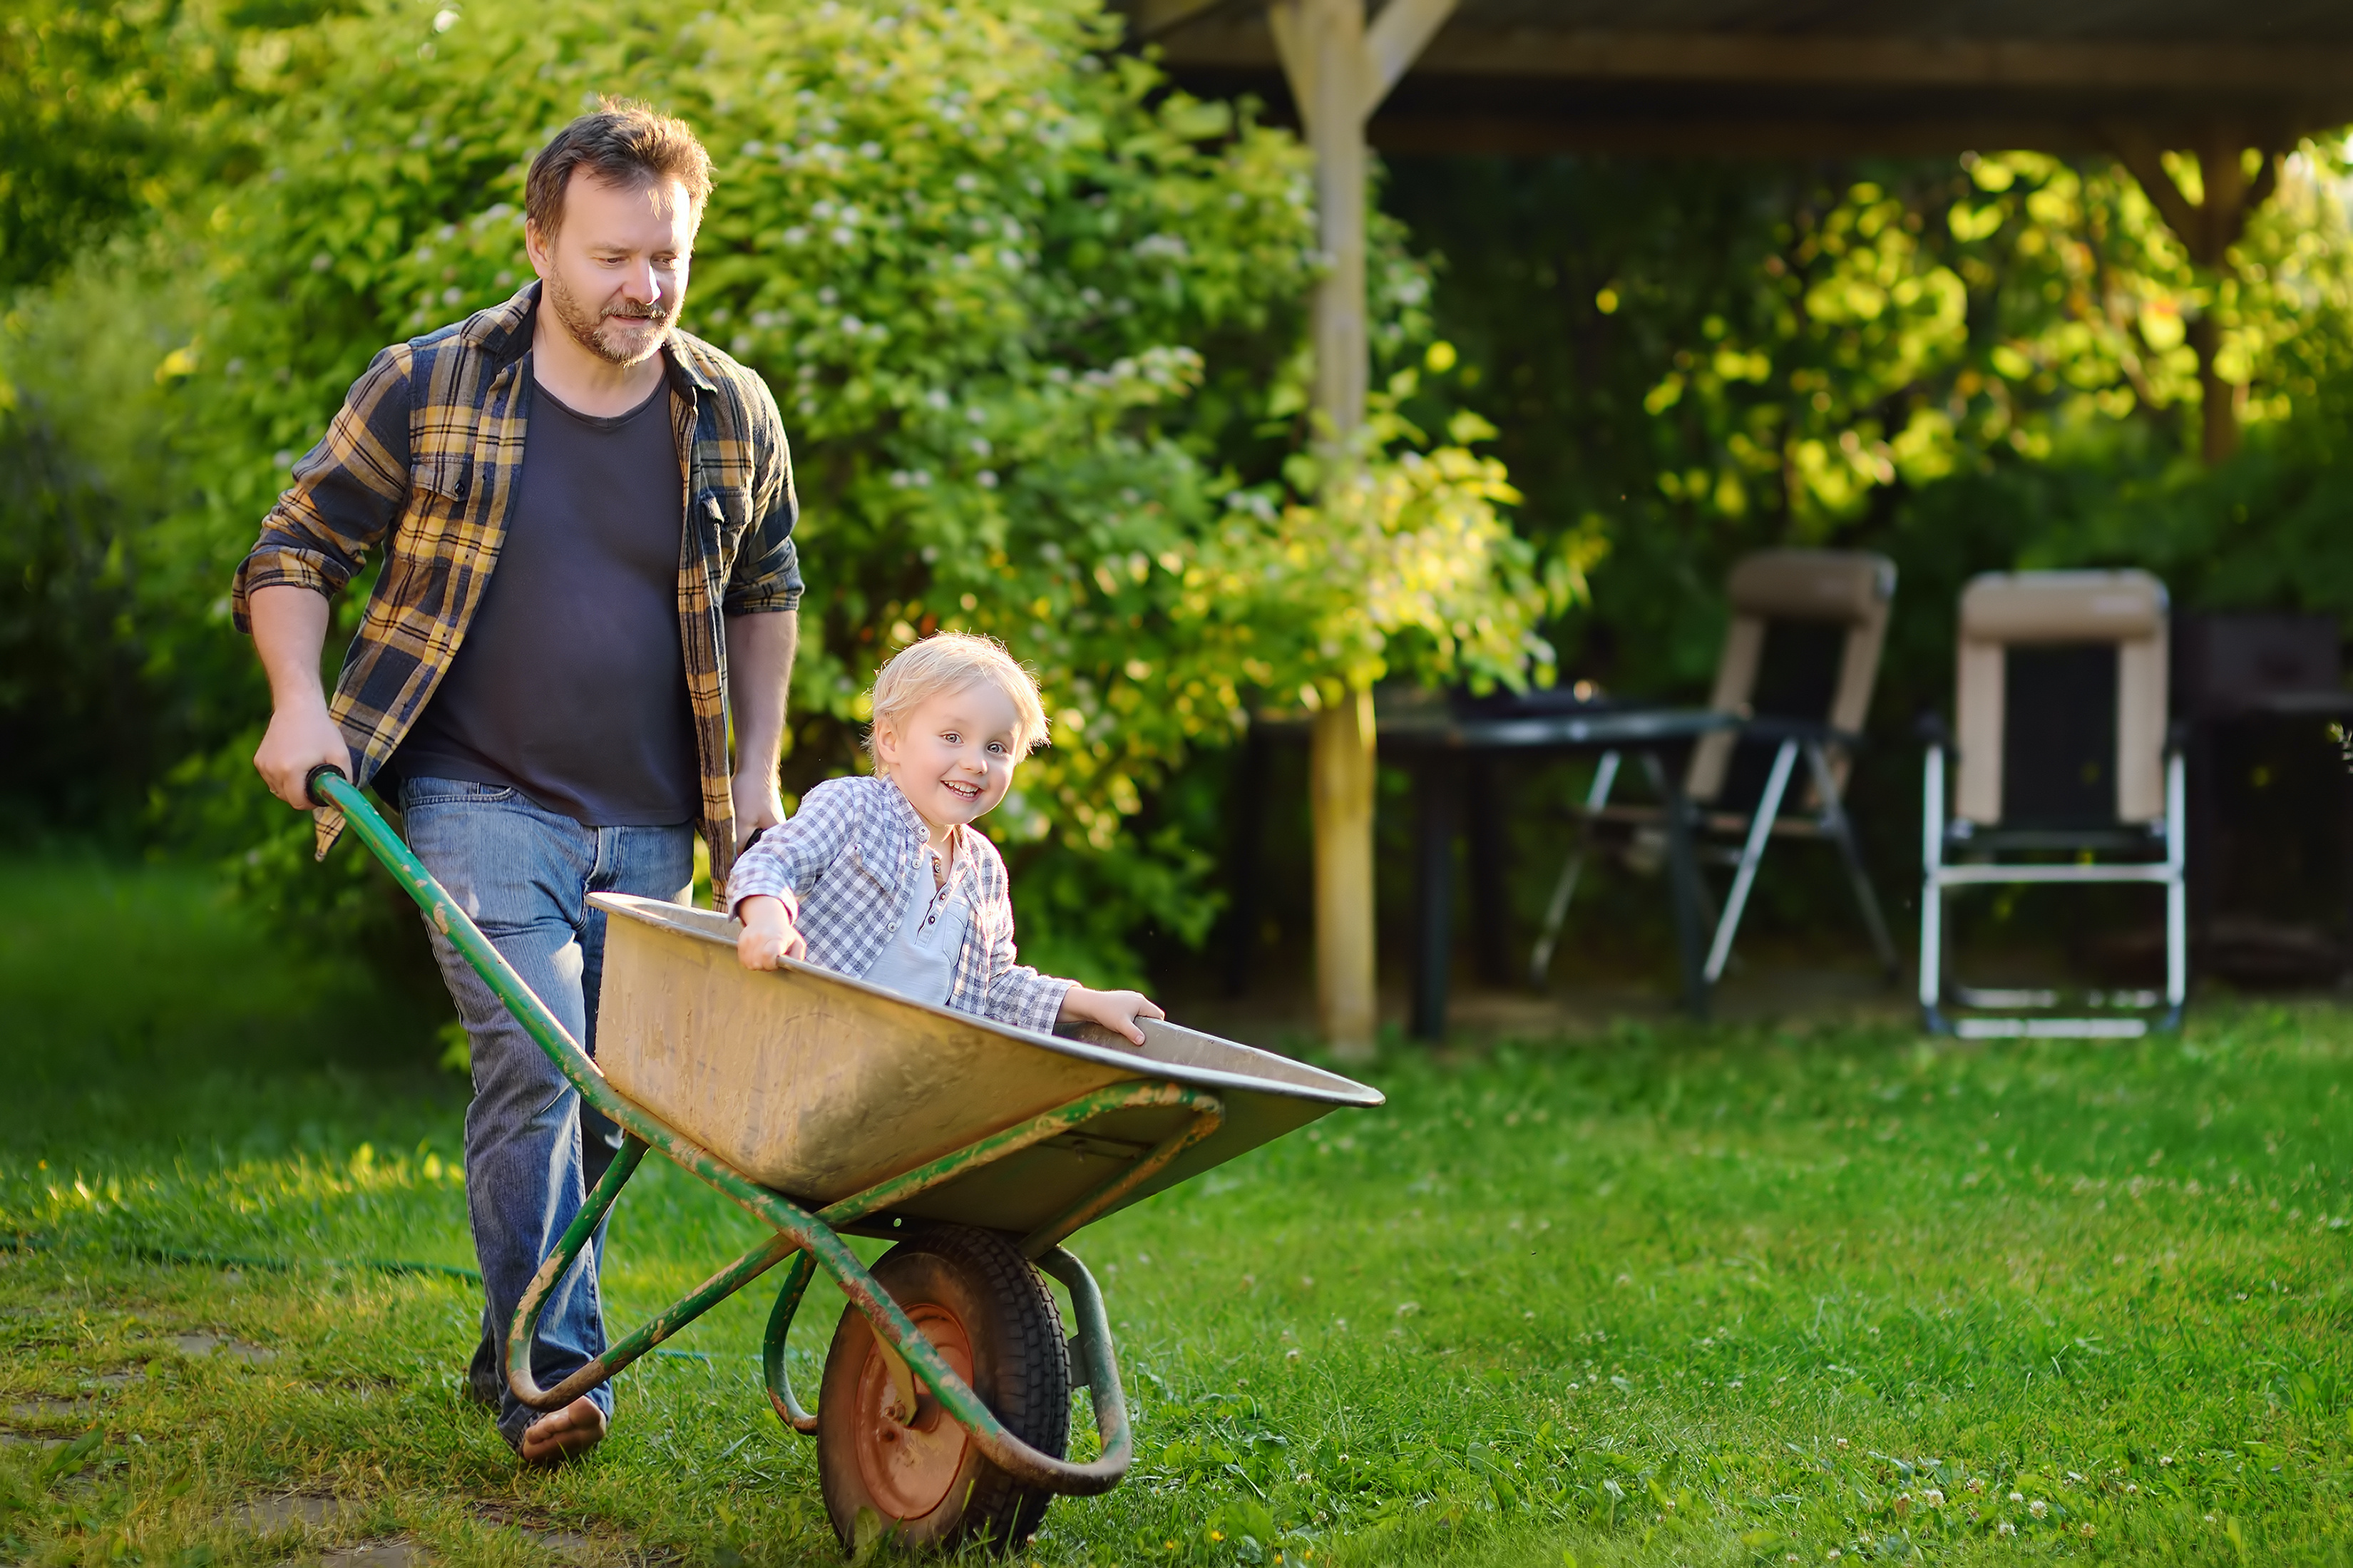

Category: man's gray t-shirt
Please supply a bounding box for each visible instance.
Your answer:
[389,364,699,826]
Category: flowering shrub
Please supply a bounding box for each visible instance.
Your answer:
[141,0,1543,978]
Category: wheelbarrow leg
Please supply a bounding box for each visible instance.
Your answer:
[501,1134,645,1407]
[763,1251,821,1434]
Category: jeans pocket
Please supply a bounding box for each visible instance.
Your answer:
[402,777,519,809]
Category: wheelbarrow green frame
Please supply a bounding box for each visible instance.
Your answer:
[310,768,1217,1495]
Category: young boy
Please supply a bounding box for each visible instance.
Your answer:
[730,632,1165,1045]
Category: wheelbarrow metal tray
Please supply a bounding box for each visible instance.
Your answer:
[589,893,1380,1233]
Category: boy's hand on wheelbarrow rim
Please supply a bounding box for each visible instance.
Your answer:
[735,895,808,970]
[1058,985,1166,1047]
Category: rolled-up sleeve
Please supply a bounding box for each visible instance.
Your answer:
[231,346,416,632]
[724,777,861,919]
[724,377,803,615]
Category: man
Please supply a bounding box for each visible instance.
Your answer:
[235,100,799,1465]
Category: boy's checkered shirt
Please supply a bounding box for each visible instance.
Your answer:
[726,775,1072,1034]
[230,282,801,898]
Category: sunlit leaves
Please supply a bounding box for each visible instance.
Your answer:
[1629,143,2353,536]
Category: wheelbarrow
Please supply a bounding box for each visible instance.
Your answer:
[309,769,1382,1552]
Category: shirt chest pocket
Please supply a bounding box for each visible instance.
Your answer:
[409,397,476,505]
[393,449,475,555]
[694,487,753,573]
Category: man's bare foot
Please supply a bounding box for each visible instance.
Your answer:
[517,1396,608,1467]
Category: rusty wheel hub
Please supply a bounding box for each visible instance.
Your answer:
[849,1303,973,1520]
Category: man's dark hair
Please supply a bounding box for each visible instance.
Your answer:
[526,98,713,239]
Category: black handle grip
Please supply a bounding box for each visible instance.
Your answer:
[304,763,351,809]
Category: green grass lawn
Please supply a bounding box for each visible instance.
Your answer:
[4,854,2352,1567]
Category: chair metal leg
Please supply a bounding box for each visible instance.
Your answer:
[1529,750,1619,988]
[1635,751,1723,938]
[1659,759,1709,1018]
[1411,754,1458,1042]
[1805,742,1900,978]
[1703,739,1797,985]
[1919,744,1947,1028]
[2164,749,2188,1017]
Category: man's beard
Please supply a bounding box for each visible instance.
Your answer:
[544,268,677,367]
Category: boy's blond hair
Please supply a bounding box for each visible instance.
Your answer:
[868,632,1050,762]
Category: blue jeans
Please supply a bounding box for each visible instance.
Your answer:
[399,777,694,1450]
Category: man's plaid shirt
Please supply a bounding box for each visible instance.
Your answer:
[231,282,801,899]
[726,775,1072,1034]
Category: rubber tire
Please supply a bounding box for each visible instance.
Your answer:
[816,1226,1070,1555]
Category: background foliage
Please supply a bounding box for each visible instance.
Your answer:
[4,0,1532,990]
[8,0,2353,1008]
[1373,144,2353,965]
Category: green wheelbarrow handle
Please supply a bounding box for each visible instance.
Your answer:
[302,765,1140,1495]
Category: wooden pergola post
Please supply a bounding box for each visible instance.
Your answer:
[2108,126,2284,464]
[1267,0,1457,1057]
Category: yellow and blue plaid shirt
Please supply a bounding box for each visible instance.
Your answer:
[230,282,801,899]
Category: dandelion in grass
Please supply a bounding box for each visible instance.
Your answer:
[1967,1476,1985,1494]
[2078,1524,2096,1538]
[1835,1437,1849,1449]
[2029,1500,2048,1519]
[2009,1492,2024,1505]
[1923,1488,1945,1507]
[1996,1522,2016,1537]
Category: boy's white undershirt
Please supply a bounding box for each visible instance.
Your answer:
[858,823,973,1007]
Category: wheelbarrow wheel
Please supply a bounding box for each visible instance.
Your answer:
[816,1224,1070,1555]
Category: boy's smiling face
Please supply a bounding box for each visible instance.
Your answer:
[873,680,1023,839]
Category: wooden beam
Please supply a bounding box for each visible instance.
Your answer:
[1148,19,2353,96]
[1360,113,2321,159]
[2102,126,2287,463]
[1265,0,1318,140]
[2107,127,2208,255]
[1363,0,1460,108]
[1125,0,1249,41]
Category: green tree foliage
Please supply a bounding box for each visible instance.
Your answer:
[16,0,2353,982]
[1388,144,2353,699]
[1200,391,1582,707]
[90,0,1544,982]
[0,0,324,292]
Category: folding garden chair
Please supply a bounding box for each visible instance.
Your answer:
[1919,569,2186,1037]
[1529,548,1901,991]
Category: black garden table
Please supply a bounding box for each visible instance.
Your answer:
[1231,694,1742,1037]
